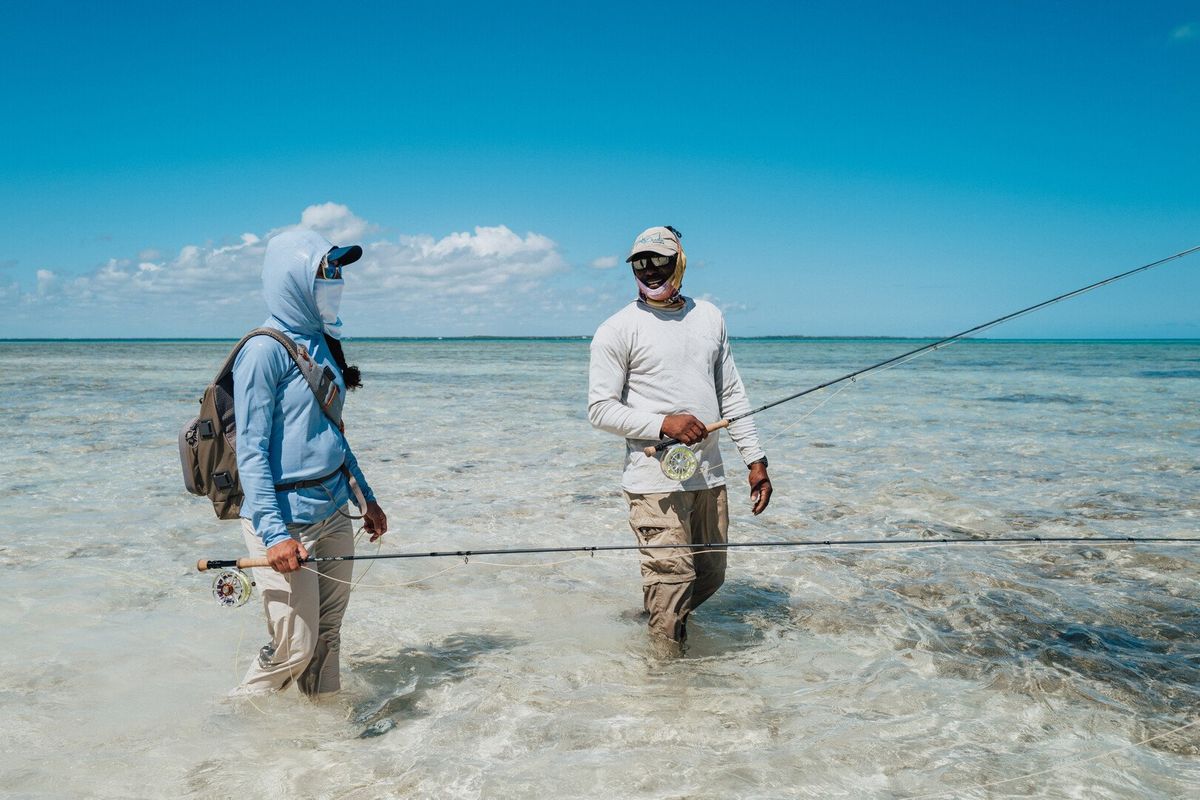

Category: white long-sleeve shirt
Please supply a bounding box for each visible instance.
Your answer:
[588,297,765,493]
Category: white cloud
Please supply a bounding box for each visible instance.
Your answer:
[3,205,576,337]
[590,256,619,269]
[357,226,565,297]
[35,269,60,295]
[290,202,376,243]
[696,292,750,315]
[1171,22,1197,41]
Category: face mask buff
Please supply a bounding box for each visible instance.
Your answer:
[314,279,345,339]
[634,246,687,309]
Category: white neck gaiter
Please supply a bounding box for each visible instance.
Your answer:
[314,279,345,339]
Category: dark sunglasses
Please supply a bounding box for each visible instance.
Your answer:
[318,256,343,280]
[631,255,675,271]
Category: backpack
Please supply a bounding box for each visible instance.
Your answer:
[179,327,344,519]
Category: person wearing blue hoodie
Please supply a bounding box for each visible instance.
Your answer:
[232,228,388,698]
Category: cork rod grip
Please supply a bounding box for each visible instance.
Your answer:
[196,557,271,572]
[642,419,730,457]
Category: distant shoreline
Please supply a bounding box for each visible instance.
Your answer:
[2,336,1198,344]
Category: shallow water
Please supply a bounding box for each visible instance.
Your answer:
[2,338,1198,799]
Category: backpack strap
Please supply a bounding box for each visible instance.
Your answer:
[216,327,343,428]
[214,328,367,512]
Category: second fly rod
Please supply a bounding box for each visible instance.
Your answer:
[199,534,1200,572]
[643,244,1200,473]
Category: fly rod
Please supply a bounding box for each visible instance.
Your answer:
[198,535,1200,572]
[644,244,1200,459]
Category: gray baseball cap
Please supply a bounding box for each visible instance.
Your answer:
[626,226,681,262]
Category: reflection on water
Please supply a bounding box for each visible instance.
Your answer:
[1,339,1199,798]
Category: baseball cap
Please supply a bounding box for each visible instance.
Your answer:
[626,226,681,262]
[326,245,363,268]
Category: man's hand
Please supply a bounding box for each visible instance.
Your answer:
[364,501,388,542]
[749,462,773,515]
[661,413,708,445]
[267,538,308,573]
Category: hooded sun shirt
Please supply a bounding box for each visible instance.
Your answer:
[232,229,375,548]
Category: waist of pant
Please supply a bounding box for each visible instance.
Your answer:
[274,465,346,493]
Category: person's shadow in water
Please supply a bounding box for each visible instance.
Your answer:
[685,579,796,656]
[349,632,523,737]
[619,579,797,658]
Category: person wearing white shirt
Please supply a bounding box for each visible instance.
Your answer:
[588,225,772,648]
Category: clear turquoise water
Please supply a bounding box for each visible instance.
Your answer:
[1,339,1198,798]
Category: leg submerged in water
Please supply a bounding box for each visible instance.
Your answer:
[233,520,320,696]
[233,513,356,698]
[689,486,729,610]
[625,486,730,648]
[297,514,355,697]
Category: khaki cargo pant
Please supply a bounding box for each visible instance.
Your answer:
[234,512,354,698]
[624,486,729,643]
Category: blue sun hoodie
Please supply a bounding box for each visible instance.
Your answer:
[233,229,376,548]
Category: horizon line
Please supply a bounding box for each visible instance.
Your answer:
[3,335,1199,343]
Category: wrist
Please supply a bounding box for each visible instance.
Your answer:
[747,457,768,470]
[263,532,292,549]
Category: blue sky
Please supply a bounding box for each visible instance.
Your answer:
[1,1,1197,338]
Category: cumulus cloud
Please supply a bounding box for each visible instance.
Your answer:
[350,225,565,301]
[695,292,750,315]
[291,202,376,243]
[590,256,619,269]
[1171,22,1197,41]
[4,205,574,337]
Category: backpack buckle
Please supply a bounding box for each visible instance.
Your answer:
[197,419,216,440]
[211,471,235,490]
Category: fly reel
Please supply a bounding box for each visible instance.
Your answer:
[212,568,254,608]
[661,444,700,481]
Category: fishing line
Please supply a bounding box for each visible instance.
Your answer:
[646,244,1200,476]
[666,324,991,482]
[304,554,604,591]
[300,560,466,590]
[228,572,302,713]
[677,378,858,485]
[232,614,269,716]
[350,524,382,589]
[742,378,855,455]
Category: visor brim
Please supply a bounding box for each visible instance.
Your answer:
[327,245,363,268]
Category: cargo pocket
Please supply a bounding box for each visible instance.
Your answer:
[627,493,695,584]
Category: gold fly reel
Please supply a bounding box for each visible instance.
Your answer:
[661,444,700,481]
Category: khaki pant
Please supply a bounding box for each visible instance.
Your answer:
[235,512,354,697]
[624,486,729,643]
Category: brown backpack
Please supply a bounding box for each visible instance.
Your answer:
[179,328,343,519]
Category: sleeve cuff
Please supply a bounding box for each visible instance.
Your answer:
[261,529,292,549]
[644,413,668,440]
[742,450,767,467]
